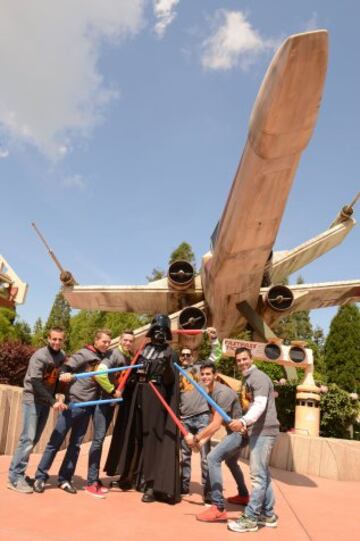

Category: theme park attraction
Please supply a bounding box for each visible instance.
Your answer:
[25,30,359,483]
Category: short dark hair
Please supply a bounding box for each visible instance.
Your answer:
[94,328,112,341]
[200,360,216,373]
[47,326,65,336]
[235,347,252,359]
[121,330,134,336]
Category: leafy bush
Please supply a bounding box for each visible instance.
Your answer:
[273,381,360,439]
[274,381,297,432]
[320,383,359,438]
[0,341,35,386]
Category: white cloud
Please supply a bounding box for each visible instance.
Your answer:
[304,12,319,31]
[0,148,9,158]
[153,0,179,38]
[201,10,274,71]
[63,174,87,190]
[0,0,146,159]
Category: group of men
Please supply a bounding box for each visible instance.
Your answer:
[7,314,279,533]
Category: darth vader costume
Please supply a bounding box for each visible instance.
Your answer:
[104,315,181,504]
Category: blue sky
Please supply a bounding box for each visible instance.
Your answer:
[1,1,359,335]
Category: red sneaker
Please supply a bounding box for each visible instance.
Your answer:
[196,505,227,522]
[227,494,250,505]
[96,481,109,495]
[85,484,106,499]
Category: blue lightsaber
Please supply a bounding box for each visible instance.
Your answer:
[69,397,123,409]
[74,364,142,380]
[174,362,231,423]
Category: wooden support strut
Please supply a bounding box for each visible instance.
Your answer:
[236,300,297,380]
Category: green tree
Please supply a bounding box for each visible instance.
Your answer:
[45,291,71,346]
[169,242,196,268]
[324,304,360,392]
[68,310,106,352]
[103,312,147,338]
[0,308,31,344]
[0,307,17,342]
[146,267,165,282]
[320,384,360,438]
[32,318,45,348]
[13,320,32,344]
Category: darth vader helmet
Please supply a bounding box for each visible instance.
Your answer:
[146,314,172,342]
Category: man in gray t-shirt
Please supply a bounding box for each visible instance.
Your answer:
[228,347,279,533]
[8,327,67,494]
[191,361,249,523]
[179,327,221,502]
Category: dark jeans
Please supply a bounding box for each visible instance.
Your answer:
[87,402,114,485]
[180,412,211,495]
[35,406,92,484]
[207,431,249,509]
[9,402,50,483]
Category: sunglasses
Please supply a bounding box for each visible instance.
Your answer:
[181,353,192,358]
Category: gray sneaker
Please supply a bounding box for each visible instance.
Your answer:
[258,513,278,528]
[7,478,33,494]
[227,515,258,533]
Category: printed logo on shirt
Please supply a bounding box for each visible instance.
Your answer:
[180,368,200,392]
[43,366,59,385]
[240,383,252,412]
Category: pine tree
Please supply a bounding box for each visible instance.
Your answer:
[169,242,196,269]
[146,267,165,282]
[324,304,360,393]
[32,318,45,347]
[45,291,71,346]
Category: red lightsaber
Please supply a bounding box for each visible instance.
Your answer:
[148,381,188,437]
[116,338,148,393]
[173,329,204,335]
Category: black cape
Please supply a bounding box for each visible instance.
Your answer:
[104,343,181,503]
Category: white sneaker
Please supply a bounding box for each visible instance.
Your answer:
[7,478,33,494]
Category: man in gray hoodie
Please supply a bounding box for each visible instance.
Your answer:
[7,327,67,494]
[33,329,118,495]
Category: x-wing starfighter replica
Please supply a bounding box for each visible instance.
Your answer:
[36,30,360,352]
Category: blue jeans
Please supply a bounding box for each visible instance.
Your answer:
[35,406,92,484]
[207,431,249,509]
[8,402,50,483]
[244,433,277,520]
[181,412,211,495]
[87,403,114,485]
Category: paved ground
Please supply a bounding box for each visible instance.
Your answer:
[1,437,359,541]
